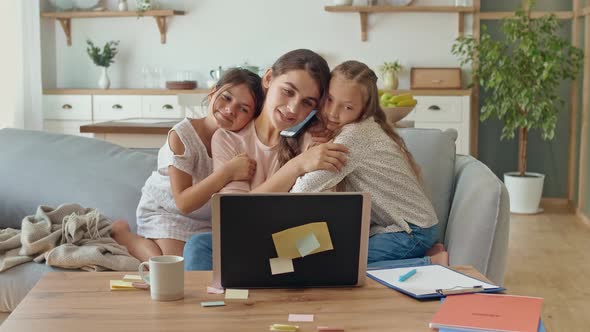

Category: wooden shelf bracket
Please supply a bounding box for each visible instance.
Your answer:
[57,18,72,46]
[154,16,167,44]
[360,12,368,42]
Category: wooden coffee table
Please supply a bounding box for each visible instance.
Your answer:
[0,266,489,332]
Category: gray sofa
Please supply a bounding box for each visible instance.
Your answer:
[0,127,509,312]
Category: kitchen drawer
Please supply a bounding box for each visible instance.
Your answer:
[43,95,92,120]
[44,120,94,138]
[93,95,141,121]
[415,122,467,155]
[414,96,462,123]
[141,96,184,118]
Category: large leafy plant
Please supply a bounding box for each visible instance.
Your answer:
[452,0,583,176]
[86,40,119,68]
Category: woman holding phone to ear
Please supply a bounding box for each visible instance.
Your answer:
[183,49,348,270]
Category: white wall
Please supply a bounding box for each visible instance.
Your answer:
[43,0,472,89]
[0,1,23,128]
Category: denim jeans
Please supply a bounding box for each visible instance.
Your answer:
[183,232,213,271]
[366,224,439,269]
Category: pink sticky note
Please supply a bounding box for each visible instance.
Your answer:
[207,286,225,294]
[288,314,314,322]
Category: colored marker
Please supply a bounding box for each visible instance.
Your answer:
[398,269,417,282]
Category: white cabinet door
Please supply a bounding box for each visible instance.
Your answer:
[413,96,463,123]
[141,96,184,118]
[43,95,92,121]
[44,120,94,138]
[93,95,141,121]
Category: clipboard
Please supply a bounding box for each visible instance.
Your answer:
[366,264,504,300]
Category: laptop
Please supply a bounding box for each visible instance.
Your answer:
[211,192,371,289]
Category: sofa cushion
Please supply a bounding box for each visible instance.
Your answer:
[398,128,456,242]
[0,129,156,232]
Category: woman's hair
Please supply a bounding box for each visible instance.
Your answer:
[206,68,265,117]
[332,60,422,180]
[273,49,331,166]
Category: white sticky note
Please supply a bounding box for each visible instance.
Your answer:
[270,257,294,275]
[122,274,142,282]
[288,314,314,322]
[225,288,249,300]
[207,286,225,294]
[296,233,321,257]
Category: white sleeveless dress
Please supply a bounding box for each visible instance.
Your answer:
[136,118,213,242]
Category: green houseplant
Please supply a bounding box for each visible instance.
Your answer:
[86,39,119,89]
[378,60,402,90]
[452,0,583,213]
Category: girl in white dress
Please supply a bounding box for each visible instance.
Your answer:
[112,69,264,262]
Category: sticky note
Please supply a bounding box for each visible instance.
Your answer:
[122,274,142,282]
[109,280,138,291]
[288,314,314,322]
[201,301,226,307]
[269,324,299,331]
[270,257,294,275]
[296,233,320,257]
[225,288,249,300]
[272,222,334,259]
[207,286,225,294]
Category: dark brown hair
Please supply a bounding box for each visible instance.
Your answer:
[332,60,422,180]
[272,49,331,166]
[206,68,264,117]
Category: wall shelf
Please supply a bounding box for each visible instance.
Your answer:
[43,88,208,95]
[40,10,185,46]
[479,11,574,20]
[324,5,475,41]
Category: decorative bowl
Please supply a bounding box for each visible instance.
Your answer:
[382,106,414,124]
[166,81,198,90]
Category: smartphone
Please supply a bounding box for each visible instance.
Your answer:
[280,110,318,138]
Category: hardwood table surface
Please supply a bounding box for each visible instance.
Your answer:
[0,266,489,332]
[80,118,182,135]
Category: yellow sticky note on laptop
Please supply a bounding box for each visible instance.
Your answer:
[272,222,333,259]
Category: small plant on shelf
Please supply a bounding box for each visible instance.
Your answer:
[378,60,402,90]
[86,40,119,68]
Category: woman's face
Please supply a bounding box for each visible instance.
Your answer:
[210,84,257,131]
[262,69,320,131]
[321,75,365,131]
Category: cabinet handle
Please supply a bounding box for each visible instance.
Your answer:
[112,104,123,110]
[62,104,72,109]
[428,105,441,111]
[162,104,173,110]
[431,79,443,83]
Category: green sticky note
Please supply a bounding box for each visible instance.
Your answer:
[296,232,321,257]
[201,301,225,307]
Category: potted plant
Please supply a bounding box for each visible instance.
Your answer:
[378,60,402,90]
[451,0,583,214]
[86,40,119,89]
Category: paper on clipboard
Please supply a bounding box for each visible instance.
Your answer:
[367,265,500,297]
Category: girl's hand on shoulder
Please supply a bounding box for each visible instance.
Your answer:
[307,121,334,145]
[223,153,256,181]
[295,143,349,174]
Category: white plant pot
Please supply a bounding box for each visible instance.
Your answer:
[98,67,110,89]
[503,172,545,214]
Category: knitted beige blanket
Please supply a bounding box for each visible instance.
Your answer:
[0,204,140,272]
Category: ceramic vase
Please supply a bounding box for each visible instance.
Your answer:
[98,67,110,89]
[383,70,399,90]
[118,0,128,11]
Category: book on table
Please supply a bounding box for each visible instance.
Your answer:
[429,293,543,332]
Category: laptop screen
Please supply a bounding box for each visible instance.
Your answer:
[213,193,370,288]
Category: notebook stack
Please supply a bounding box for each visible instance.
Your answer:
[429,293,545,332]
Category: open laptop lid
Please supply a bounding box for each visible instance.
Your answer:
[212,192,371,289]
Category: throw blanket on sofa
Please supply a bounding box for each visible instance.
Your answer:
[0,204,140,272]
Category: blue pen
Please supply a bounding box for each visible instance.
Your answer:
[398,269,417,282]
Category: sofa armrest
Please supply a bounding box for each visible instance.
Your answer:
[445,155,510,286]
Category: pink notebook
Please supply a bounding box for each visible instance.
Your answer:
[430,293,543,332]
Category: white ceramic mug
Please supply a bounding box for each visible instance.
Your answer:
[138,255,184,301]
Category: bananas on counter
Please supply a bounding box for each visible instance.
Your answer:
[378,91,417,108]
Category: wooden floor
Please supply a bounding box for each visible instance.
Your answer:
[0,207,588,330]
[506,206,590,332]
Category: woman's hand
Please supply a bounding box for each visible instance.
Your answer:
[307,119,334,145]
[222,153,256,181]
[292,143,349,174]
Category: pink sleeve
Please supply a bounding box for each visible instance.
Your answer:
[211,129,251,193]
